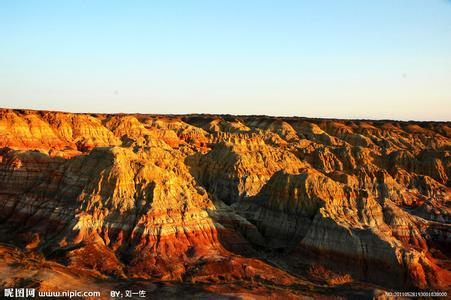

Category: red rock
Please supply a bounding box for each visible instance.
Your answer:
[0,108,449,296]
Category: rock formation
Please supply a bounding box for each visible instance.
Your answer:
[0,108,449,298]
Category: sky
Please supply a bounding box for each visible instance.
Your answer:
[0,0,450,120]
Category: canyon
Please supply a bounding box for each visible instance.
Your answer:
[0,108,449,299]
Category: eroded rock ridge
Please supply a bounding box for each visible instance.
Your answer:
[0,108,449,296]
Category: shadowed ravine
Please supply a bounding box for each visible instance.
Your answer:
[0,108,449,299]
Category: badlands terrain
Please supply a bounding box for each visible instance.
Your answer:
[0,108,449,299]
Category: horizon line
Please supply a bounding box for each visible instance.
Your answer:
[1,106,450,123]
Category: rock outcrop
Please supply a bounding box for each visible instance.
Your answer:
[0,108,449,297]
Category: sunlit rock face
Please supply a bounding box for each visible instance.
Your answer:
[0,108,449,297]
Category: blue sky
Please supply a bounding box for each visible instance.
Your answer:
[1,0,450,120]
